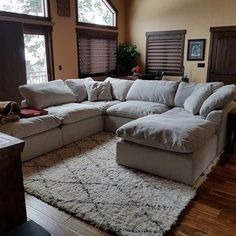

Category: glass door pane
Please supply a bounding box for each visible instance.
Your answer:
[24,34,48,84]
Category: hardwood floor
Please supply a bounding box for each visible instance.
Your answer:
[25,154,236,236]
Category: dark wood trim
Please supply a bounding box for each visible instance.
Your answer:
[79,71,117,78]
[77,28,118,38]
[145,30,186,37]
[24,24,55,81]
[210,25,236,32]
[46,0,52,19]
[187,39,206,61]
[207,30,215,82]
[75,0,118,30]
[0,11,51,22]
[0,0,51,22]
[23,23,53,33]
[77,22,117,30]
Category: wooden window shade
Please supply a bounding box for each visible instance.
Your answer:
[77,29,118,77]
[146,30,186,76]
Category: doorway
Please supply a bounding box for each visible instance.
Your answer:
[207,26,236,84]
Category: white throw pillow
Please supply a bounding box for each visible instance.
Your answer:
[105,77,134,101]
[200,85,236,117]
[126,79,179,106]
[19,80,76,109]
[85,81,112,102]
[65,77,93,102]
[184,84,213,115]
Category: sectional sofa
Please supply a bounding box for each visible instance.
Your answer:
[0,77,235,185]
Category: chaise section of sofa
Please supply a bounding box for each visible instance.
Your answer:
[105,101,170,132]
[115,80,236,185]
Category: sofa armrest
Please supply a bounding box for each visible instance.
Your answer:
[21,100,29,108]
[206,102,236,154]
[206,110,223,127]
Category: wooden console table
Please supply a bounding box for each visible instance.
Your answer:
[0,132,26,235]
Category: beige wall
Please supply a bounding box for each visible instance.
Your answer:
[50,0,126,80]
[127,0,236,83]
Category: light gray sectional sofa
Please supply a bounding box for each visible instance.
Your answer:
[1,77,235,185]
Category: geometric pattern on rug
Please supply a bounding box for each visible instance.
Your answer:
[23,132,196,236]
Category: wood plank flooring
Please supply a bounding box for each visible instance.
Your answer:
[25,154,236,236]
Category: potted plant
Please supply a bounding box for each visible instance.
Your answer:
[117,44,140,76]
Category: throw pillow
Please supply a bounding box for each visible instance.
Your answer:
[65,77,93,102]
[105,77,134,101]
[174,81,224,107]
[85,81,112,102]
[200,85,236,117]
[184,84,213,115]
[19,80,76,109]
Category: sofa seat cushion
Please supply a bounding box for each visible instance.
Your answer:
[117,114,216,154]
[0,115,60,139]
[81,100,121,112]
[106,101,170,119]
[46,103,102,124]
[162,107,203,119]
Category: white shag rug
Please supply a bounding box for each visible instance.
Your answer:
[23,132,196,236]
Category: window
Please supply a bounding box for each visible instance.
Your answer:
[24,25,54,84]
[146,30,186,76]
[0,0,49,18]
[76,0,117,28]
[77,29,117,77]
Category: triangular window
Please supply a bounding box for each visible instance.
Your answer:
[77,0,117,28]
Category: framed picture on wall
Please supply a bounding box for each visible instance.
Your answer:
[187,39,206,61]
[57,0,71,17]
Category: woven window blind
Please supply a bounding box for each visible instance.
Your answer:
[146,30,186,76]
[77,29,117,77]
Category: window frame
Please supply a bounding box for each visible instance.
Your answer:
[0,0,51,21]
[23,24,55,83]
[77,28,118,77]
[145,30,186,76]
[75,0,118,30]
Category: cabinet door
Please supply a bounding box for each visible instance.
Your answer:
[0,155,26,234]
[0,21,27,105]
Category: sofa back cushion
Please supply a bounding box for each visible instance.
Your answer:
[19,80,76,109]
[65,77,93,102]
[200,84,236,117]
[105,77,134,101]
[184,84,213,115]
[126,79,179,106]
[174,81,224,107]
[85,81,112,102]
